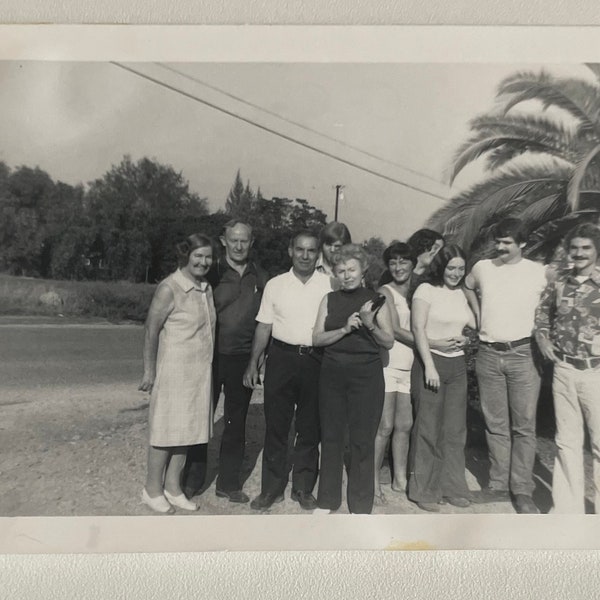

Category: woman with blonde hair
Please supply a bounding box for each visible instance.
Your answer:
[313,243,394,514]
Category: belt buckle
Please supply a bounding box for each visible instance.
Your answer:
[298,345,311,356]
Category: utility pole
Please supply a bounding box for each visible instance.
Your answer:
[334,185,344,221]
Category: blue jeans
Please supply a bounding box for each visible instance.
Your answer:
[476,342,540,495]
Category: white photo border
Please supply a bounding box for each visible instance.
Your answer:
[2,24,600,554]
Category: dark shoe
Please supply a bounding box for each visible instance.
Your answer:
[250,492,284,511]
[216,489,250,504]
[514,494,540,514]
[442,496,471,508]
[416,501,441,513]
[471,487,511,504]
[182,487,201,500]
[290,490,318,510]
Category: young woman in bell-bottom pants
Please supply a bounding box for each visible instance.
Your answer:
[408,354,469,503]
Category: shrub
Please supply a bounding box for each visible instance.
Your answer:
[0,274,155,322]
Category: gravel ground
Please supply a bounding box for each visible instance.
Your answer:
[0,317,591,517]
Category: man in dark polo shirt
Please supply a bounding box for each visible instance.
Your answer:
[182,219,268,503]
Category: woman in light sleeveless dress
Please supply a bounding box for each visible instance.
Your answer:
[374,243,417,502]
[138,233,216,513]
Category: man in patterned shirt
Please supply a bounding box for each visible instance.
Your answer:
[535,223,600,513]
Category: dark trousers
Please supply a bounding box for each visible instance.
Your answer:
[261,343,321,496]
[317,357,385,514]
[182,353,253,494]
[181,443,207,497]
[408,354,469,503]
[181,358,221,495]
[215,353,254,492]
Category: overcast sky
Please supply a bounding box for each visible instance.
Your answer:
[0,61,593,243]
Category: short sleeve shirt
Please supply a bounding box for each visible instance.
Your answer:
[468,258,546,343]
[412,283,472,357]
[209,260,269,355]
[256,269,333,346]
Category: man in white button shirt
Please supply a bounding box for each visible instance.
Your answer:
[243,230,333,511]
[464,218,547,514]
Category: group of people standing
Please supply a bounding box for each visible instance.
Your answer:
[138,215,600,516]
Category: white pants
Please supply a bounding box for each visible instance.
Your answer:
[551,362,600,514]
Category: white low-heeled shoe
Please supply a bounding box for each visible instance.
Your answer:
[141,488,175,514]
[164,490,199,511]
[312,507,332,515]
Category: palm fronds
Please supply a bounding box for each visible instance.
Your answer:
[450,113,578,182]
[428,161,572,252]
[566,143,600,211]
[436,67,600,261]
[498,71,600,136]
[585,63,600,83]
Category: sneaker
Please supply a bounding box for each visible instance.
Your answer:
[471,487,511,504]
[514,494,539,514]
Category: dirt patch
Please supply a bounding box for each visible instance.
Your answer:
[1,317,592,517]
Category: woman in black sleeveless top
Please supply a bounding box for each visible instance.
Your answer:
[312,244,394,514]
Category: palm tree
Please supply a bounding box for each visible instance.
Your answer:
[428,65,600,261]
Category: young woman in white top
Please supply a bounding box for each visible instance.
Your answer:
[375,243,467,503]
[408,244,476,512]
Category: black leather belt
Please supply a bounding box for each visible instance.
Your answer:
[555,351,600,371]
[479,337,531,351]
[272,338,322,356]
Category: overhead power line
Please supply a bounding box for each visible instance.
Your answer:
[111,62,448,202]
[158,63,443,186]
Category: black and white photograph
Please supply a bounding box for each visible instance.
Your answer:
[1,26,600,553]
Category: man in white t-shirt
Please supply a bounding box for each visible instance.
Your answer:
[464,218,547,514]
[243,230,332,512]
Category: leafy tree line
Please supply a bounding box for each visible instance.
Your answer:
[224,169,329,276]
[0,158,333,283]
